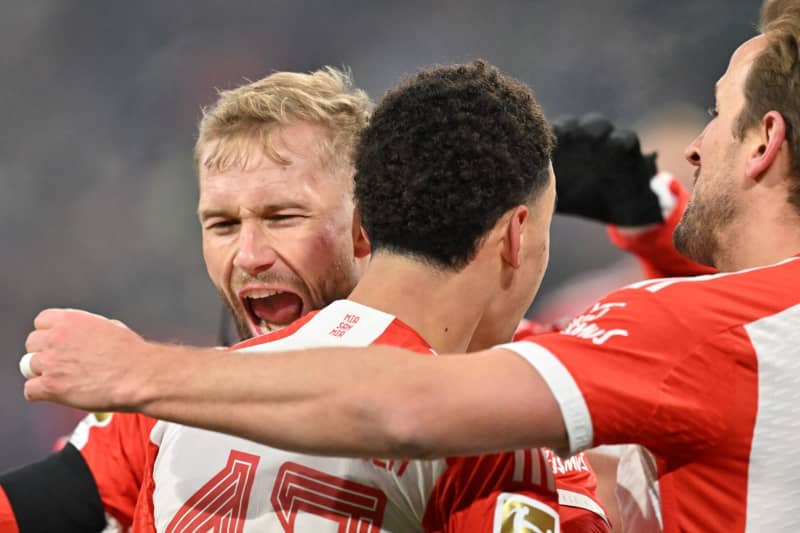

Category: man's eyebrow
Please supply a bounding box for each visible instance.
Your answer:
[198,207,231,220]
[198,201,307,220]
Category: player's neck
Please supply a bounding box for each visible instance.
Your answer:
[714,205,800,271]
[348,253,491,353]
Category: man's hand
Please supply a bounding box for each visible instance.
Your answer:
[552,113,663,226]
[22,308,152,412]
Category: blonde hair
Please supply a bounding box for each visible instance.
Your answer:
[195,67,372,175]
[760,0,794,28]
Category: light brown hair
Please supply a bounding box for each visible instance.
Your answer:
[195,68,372,175]
[736,6,800,210]
[760,0,795,29]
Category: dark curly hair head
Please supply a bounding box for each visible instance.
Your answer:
[354,60,555,270]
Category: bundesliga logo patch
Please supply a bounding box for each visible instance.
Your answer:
[493,493,559,533]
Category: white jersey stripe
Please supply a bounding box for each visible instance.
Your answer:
[498,341,593,456]
[624,257,800,293]
[513,450,525,483]
[237,300,396,353]
[557,489,609,523]
[743,302,800,532]
[527,449,541,485]
[542,452,555,493]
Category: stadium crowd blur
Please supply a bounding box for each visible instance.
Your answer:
[0,0,760,469]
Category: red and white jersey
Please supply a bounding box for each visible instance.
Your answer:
[503,254,800,532]
[59,300,606,533]
[67,412,159,531]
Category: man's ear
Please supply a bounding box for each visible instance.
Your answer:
[352,208,371,259]
[501,205,529,269]
[746,111,787,181]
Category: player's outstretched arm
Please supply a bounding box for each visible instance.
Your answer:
[23,308,567,459]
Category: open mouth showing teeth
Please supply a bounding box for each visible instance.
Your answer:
[242,290,304,334]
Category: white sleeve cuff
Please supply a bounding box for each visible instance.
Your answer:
[649,171,678,220]
[497,340,593,456]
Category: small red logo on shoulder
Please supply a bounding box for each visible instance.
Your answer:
[329,313,360,337]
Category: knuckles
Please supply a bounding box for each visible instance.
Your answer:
[25,330,43,351]
[39,373,67,398]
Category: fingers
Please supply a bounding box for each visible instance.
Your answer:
[20,352,37,379]
[20,350,46,379]
[34,308,111,329]
[608,128,641,153]
[642,152,659,177]
[33,308,64,329]
[24,376,49,402]
[25,328,48,352]
[578,113,613,140]
[553,113,614,146]
[552,116,579,139]
[21,354,50,403]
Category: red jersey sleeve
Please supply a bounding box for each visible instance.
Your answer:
[501,285,733,465]
[422,449,609,533]
[68,412,157,527]
[607,174,716,279]
[0,486,19,533]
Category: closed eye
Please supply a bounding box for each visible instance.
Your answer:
[269,214,307,225]
[205,220,239,233]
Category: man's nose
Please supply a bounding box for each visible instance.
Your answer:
[232,223,278,276]
[684,129,705,166]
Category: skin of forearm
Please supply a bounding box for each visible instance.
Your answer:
[138,344,415,457]
[136,344,567,459]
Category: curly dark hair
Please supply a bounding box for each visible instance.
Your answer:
[354,60,554,270]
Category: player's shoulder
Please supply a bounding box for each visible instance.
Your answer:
[232,311,318,351]
[550,256,800,350]
[374,317,433,354]
[613,256,800,319]
[624,255,799,293]
[68,412,156,452]
[234,300,425,353]
[512,257,800,353]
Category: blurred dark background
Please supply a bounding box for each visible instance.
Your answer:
[0,0,760,469]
